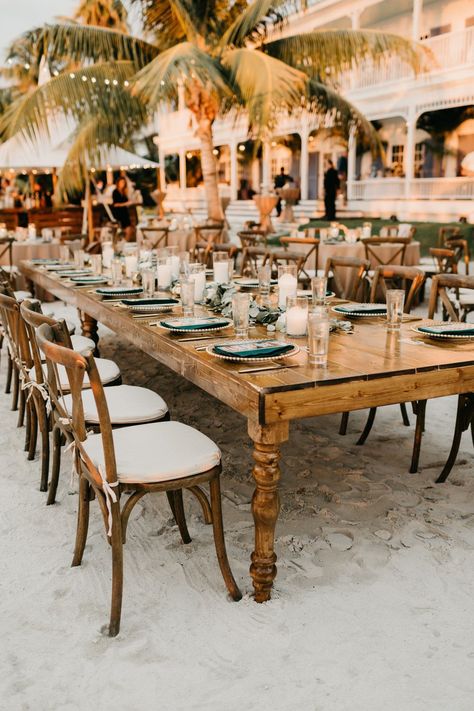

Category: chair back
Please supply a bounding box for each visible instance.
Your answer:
[279,236,319,280]
[428,274,474,321]
[0,289,33,377]
[193,240,238,268]
[20,300,73,386]
[194,221,225,247]
[140,226,169,250]
[36,323,118,494]
[444,238,470,275]
[438,226,461,247]
[0,266,15,295]
[268,250,307,280]
[237,230,266,248]
[370,265,425,314]
[429,247,457,274]
[362,236,411,267]
[324,256,370,301]
[240,246,270,277]
[0,236,14,270]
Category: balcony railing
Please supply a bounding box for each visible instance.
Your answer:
[340,26,474,92]
[349,177,474,201]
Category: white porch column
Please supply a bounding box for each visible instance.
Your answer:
[404,108,416,198]
[412,0,423,40]
[347,127,356,201]
[350,9,361,29]
[230,141,238,201]
[158,146,166,190]
[179,148,187,195]
[300,129,309,201]
[251,159,260,194]
[262,140,272,193]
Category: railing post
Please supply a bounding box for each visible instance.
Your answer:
[299,127,309,201]
[404,108,416,199]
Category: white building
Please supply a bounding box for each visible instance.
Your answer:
[155,0,474,222]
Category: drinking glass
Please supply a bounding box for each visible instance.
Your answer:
[232,293,250,338]
[111,258,123,286]
[213,252,231,284]
[179,251,190,278]
[386,289,405,331]
[166,246,180,281]
[59,245,70,263]
[90,254,102,275]
[141,268,155,297]
[180,279,195,317]
[311,276,327,306]
[258,264,271,301]
[277,264,297,309]
[156,257,172,290]
[74,249,85,269]
[286,295,308,337]
[307,306,330,366]
[189,263,206,303]
[124,253,138,278]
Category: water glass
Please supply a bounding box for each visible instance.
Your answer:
[74,249,85,268]
[286,295,308,337]
[386,289,405,331]
[232,293,250,338]
[90,254,102,275]
[141,268,155,297]
[213,252,231,285]
[179,251,190,278]
[111,258,123,286]
[307,307,330,366]
[180,279,195,317]
[59,245,70,263]
[311,276,327,306]
[189,263,206,303]
[258,264,271,301]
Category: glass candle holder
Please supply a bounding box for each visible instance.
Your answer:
[386,289,405,331]
[180,279,195,317]
[111,257,123,286]
[232,292,250,338]
[278,264,297,310]
[311,276,327,306]
[286,295,309,337]
[59,245,70,263]
[189,263,206,303]
[258,264,271,301]
[156,257,172,290]
[141,268,155,297]
[90,254,102,275]
[179,251,190,278]
[166,246,180,281]
[74,249,85,269]
[213,252,231,285]
[124,253,138,278]
[307,306,330,366]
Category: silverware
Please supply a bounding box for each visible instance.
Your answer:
[131,311,175,319]
[238,363,301,374]
[177,334,232,343]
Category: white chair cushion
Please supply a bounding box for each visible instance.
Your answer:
[30,357,120,390]
[13,290,33,301]
[70,334,95,355]
[62,384,168,424]
[82,421,220,484]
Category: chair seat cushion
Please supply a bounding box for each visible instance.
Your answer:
[13,290,33,301]
[70,334,96,355]
[82,421,220,483]
[63,384,168,424]
[30,357,120,390]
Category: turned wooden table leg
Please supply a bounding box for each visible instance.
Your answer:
[248,420,289,603]
[79,310,99,356]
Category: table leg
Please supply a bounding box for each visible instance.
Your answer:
[79,310,99,355]
[248,420,289,602]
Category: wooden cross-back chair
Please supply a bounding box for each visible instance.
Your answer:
[429,247,458,275]
[379,225,400,238]
[193,240,239,269]
[36,322,241,636]
[0,235,14,271]
[362,236,411,267]
[240,245,270,277]
[438,226,461,247]
[194,221,225,246]
[267,250,308,282]
[414,274,474,483]
[140,226,170,250]
[279,236,320,281]
[323,255,370,301]
[427,272,474,323]
[340,265,427,470]
[444,238,470,275]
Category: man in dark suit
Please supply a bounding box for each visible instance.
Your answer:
[323,159,340,220]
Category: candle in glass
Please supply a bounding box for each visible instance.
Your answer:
[213,252,230,284]
[189,263,206,302]
[278,265,297,309]
[102,241,114,269]
[124,254,138,278]
[157,258,172,290]
[286,296,308,337]
[166,246,180,280]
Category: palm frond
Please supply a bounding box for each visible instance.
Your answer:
[10,23,157,71]
[133,41,228,108]
[0,62,144,144]
[223,47,307,132]
[128,0,187,49]
[264,29,432,79]
[219,0,303,48]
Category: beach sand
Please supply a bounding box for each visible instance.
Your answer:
[1,302,473,711]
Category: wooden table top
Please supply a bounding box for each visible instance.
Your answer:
[21,262,474,427]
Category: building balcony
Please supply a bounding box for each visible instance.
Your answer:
[349,176,474,200]
[340,26,474,93]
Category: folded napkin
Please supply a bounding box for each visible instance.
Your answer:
[419,324,474,336]
[122,298,178,306]
[337,304,387,314]
[214,339,294,358]
[161,317,229,331]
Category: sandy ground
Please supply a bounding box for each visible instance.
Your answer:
[1,302,474,711]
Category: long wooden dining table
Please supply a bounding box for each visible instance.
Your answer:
[21,261,474,602]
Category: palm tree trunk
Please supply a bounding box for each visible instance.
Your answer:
[196,118,224,222]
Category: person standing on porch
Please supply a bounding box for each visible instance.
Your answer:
[323,159,340,220]
[112,176,136,241]
[274,166,292,217]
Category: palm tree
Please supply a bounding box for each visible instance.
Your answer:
[64,0,129,33]
[0,1,429,220]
